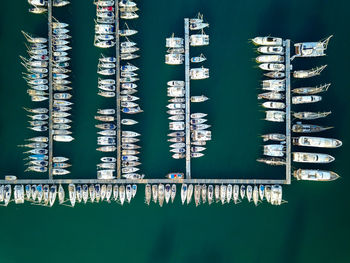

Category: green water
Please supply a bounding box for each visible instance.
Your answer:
[0,0,349,262]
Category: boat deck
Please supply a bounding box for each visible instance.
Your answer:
[184,18,191,179]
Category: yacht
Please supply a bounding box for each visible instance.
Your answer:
[166,35,184,48]
[259,63,285,71]
[152,184,158,203]
[181,184,187,205]
[89,184,96,203]
[145,184,151,205]
[265,110,285,122]
[191,54,206,63]
[292,122,333,133]
[191,95,208,103]
[292,95,322,104]
[257,46,284,54]
[171,184,176,203]
[252,36,283,46]
[164,184,171,204]
[158,184,165,207]
[190,22,209,30]
[105,184,112,202]
[253,185,259,206]
[190,67,209,79]
[233,185,239,204]
[265,185,271,203]
[68,184,76,207]
[190,33,209,46]
[207,185,214,205]
[220,185,226,204]
[49,185,57,207]
[292,83,330,95]
[264,71,285,78]
[293,136,342,148]
[201,184,207,204]
[293,65,327,78]
[270,185,282,205]
[246,185,252,202]
[191,113,207,119]
[262,101,285,109]
[113,184,119,201]
[95,184,101,202]
[293,111,331,120]
[262,133,286,142]
[264,144,285,157]
[226,184,232,204]
[294,36,332,57]
[58,184,65,204]
[256,55,284,63]
[293,169,339,181]
[194,185,201,207]
[214,185,220,203]
[256,157,286,166]
[165,53,184,65]
[119,185,125,205]
[292,152,335,163]
[125,184,132,204]
[25,184,31,200]
[241,185,247,200]
[186,184,193,205]
[168,80,185,87]
[121,119,138,125]
[82,184,89,204]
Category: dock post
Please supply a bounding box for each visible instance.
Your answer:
[115,2,121,179]
[184,18,191,179]
[48,0,53,180]
[285,40,292,184]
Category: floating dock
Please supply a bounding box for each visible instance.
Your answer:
[184,18,191,179]
[115,1,121,179]
[48,0,53,180]
[0,179,286,185]
[284,40,292,184]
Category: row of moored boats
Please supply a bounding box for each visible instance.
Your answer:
[20,3,73,176]
[254,36,340,181]
[165,13,212,159]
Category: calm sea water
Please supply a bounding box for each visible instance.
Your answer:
[0,0,349,262]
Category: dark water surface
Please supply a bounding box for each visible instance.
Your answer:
[0,0,349,262]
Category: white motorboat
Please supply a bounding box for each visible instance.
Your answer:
[293,136,342,148]
[292,95,322,104]
[259,63,285,71]
[190,33,209,46]
[252,36,282,46]
[293,169,339,181]
[262,101,285,109]
[264,144,285,157]
[190,67,209,79]
[265,110,285,122]
[191,95,208,103]
[292,152,335,163]
[257,46,284,55]
[256,55,284,63]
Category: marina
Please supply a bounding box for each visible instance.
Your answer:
[0,3,342,207]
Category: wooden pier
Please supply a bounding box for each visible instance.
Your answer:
[184,18,191,179]
[115,2,121,179]
[0,178,285,185]
[47,0,53,180]
[284,40,292,184]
